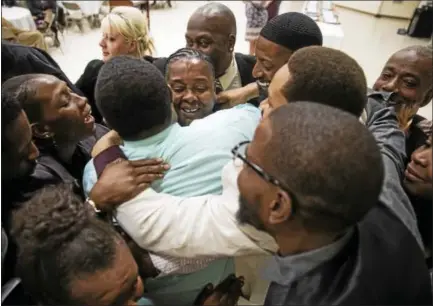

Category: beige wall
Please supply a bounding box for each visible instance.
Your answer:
[334,0,421,19]
[334,1,382,15]
[379,1,420,19]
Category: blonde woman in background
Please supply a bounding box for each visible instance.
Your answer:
[76,6,155,124]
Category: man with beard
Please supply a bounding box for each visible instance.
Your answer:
[234,103,431,305]
[86,46,369,255]
[83,56,262,306]
[1,91,40,304]
[373,45,432,160]
[90,47,423,251]
[0,81,162,306]
[217,12,323,107]
[1,91,40,231]
[92,102,433,304]
[86,47,426,303]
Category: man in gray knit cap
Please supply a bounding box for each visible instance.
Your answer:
[217,12,323,107]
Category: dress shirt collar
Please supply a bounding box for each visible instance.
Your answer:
[262,228,354,285]
[218,54,239,90]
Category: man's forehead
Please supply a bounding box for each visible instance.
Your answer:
[169,58,214,77]
[33,78,67,109]
[35,74,59,84]
[388,50,432,73]
[187,13,230,35]
[257,36,291,58]
[34,77,65,93]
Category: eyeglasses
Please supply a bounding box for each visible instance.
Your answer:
[231,141,298,215]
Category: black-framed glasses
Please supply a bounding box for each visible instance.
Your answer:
[231,141,298,215]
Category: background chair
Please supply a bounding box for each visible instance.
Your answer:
[61,1,85,32]
[40,11,61,49]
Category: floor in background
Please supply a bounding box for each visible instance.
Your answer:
[49,0,432,119]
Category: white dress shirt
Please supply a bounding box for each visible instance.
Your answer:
[115,160,278,258]
[114,105,422,259]
[218,55,243,91]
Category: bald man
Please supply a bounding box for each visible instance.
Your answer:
[373,45,432,160]
[154,2,259,106]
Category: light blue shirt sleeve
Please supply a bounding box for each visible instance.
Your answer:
[82,159,98,197]
[218,103,261,140]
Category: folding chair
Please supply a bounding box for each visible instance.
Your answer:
[61,1,86,32]
[40,11,62,51]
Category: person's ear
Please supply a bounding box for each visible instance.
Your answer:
[228,34,236,52]
[31,123,54,139]
[268,189,293,225]
[129,40,137,54]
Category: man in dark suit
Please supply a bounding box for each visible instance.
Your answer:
[153,2,259,106]
[1,40,81,94]
[237,102,432,305]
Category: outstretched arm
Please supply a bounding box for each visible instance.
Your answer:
[366,100,424,249]
[115,187,277,258]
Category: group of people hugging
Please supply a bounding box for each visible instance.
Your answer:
[1,2,432,306]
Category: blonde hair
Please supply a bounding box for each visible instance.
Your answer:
[101,6,155,57]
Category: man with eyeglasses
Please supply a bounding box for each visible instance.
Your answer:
[88,47,430,303]
[94,101,432,304]
[91,46,423,250]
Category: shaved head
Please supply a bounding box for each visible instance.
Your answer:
[396,45,432,61]
[374,44,433,109]
[186,2,237,77]
[191,2,237,36]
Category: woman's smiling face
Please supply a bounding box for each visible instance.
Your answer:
[167,58,216,126]
[404,135,433,199]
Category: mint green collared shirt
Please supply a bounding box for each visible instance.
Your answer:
[82,104,260,306]
[83,103,260,197]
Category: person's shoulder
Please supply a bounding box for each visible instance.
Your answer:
[365,91,390,123]
[94,123,110,138]
[151,57,168,74]
[191,104,260,134]
[224,103,261,120]
[412,114,427,125]
[79,124,109,153]
[82,59,105,76]
[360,203,428,269]
[208,103,260,119]
[229,103,261,116]
[1,41,32,61]
[234,52,256,65]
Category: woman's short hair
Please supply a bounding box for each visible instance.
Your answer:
[165,47,215,79]
[101,6,155,57]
